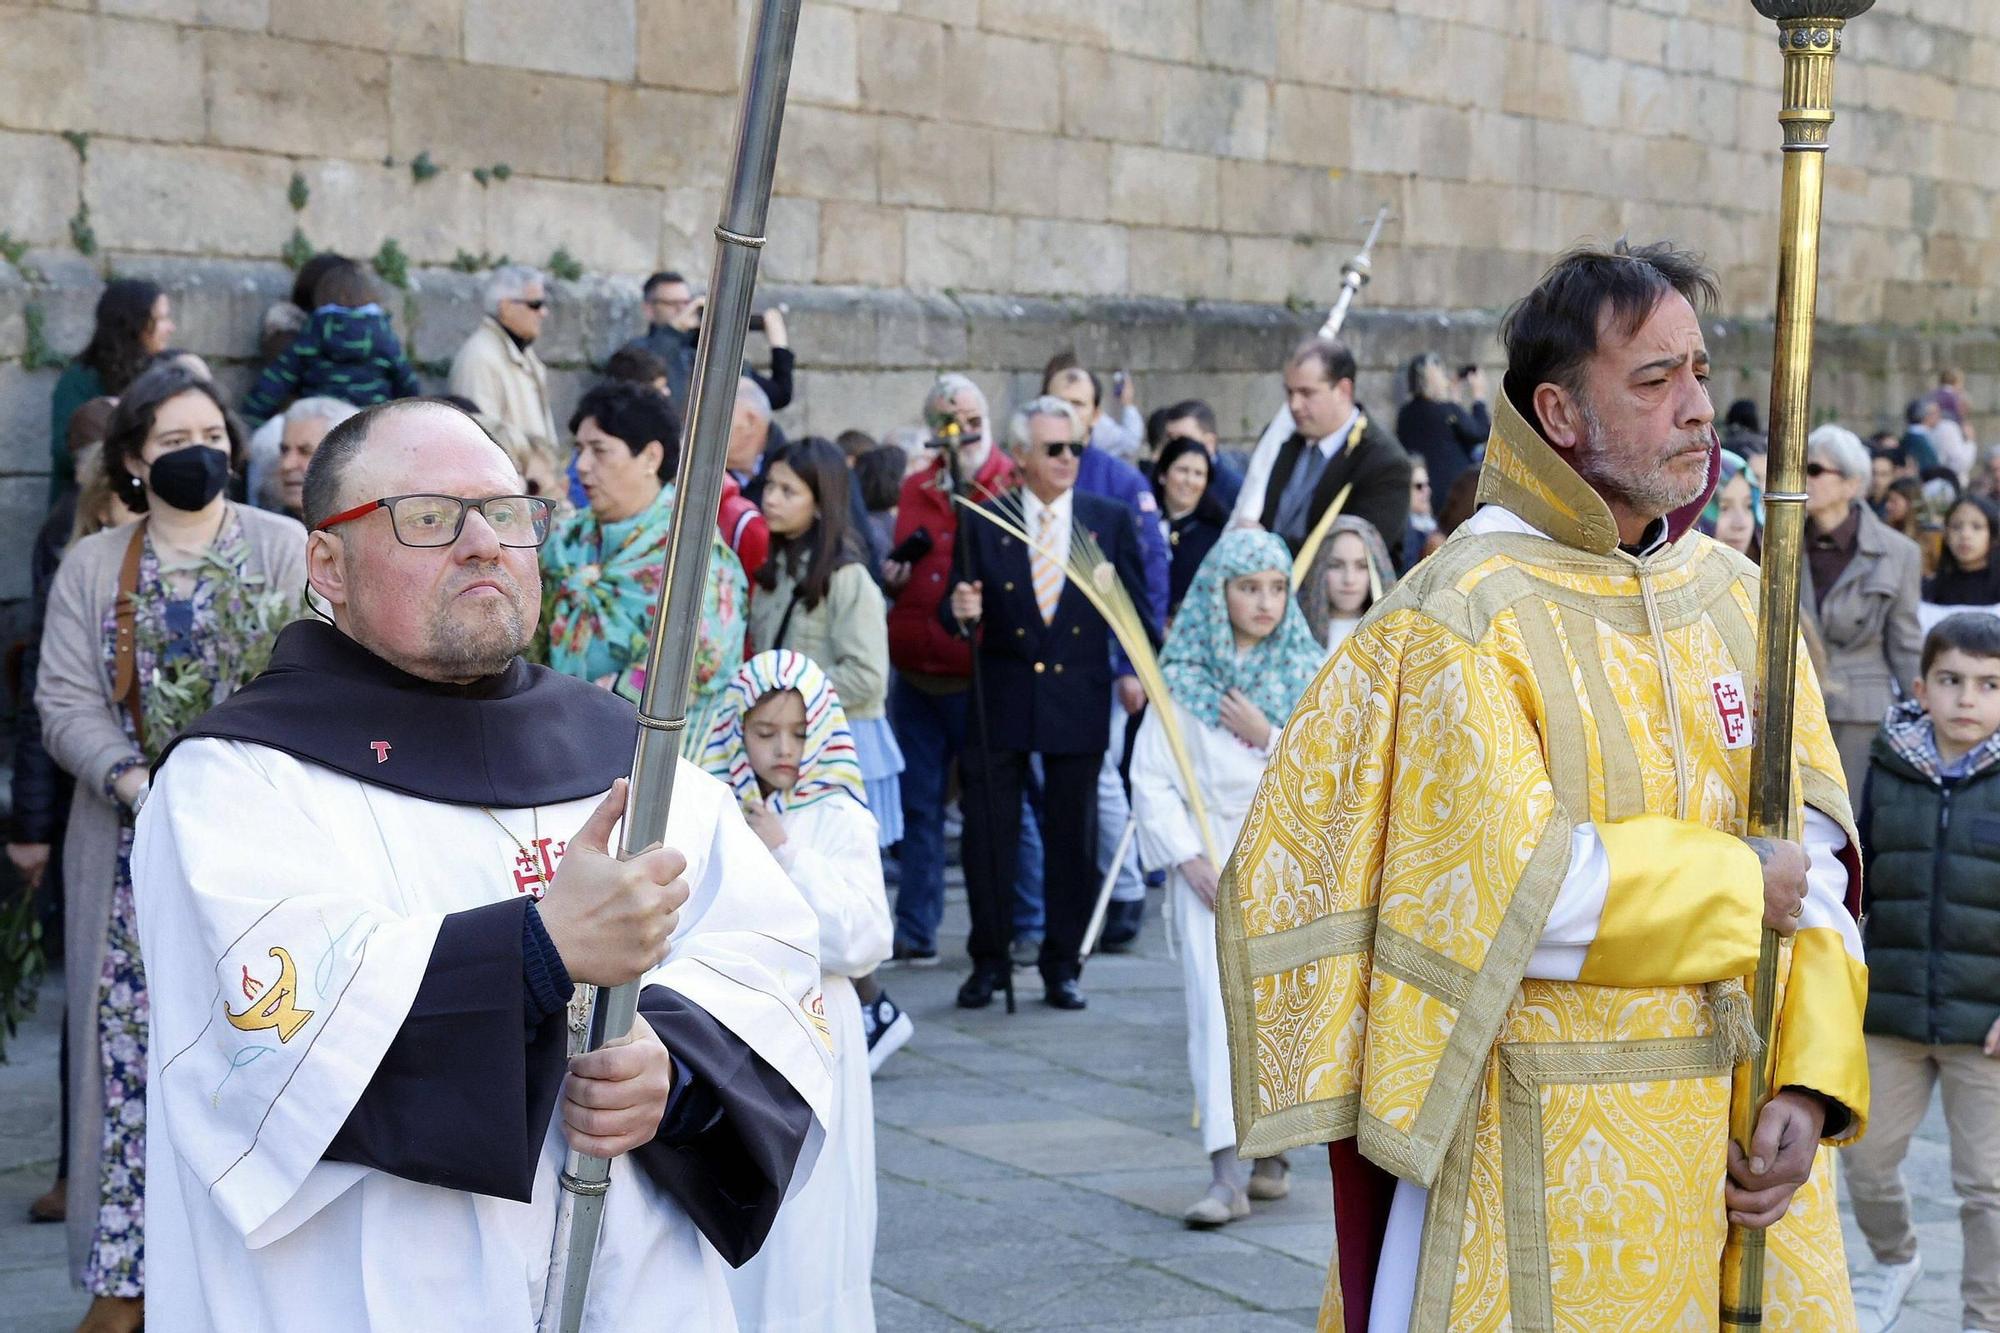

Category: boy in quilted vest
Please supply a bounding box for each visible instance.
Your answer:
[241,260,422,426]
[1846,611,2000,1333]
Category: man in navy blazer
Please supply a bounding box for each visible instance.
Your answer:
[942,396,1156,1011]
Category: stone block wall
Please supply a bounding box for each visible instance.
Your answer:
[0,2,1993,314]
[4,0,2000,640]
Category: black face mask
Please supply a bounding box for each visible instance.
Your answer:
[148,445,231,512]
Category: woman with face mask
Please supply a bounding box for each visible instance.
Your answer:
[34,363,306,1333]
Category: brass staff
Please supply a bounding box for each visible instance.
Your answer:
[1246,207,1394,464]
[1727,4,1873,1328]
[536,2,804,1328]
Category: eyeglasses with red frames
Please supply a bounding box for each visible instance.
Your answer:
[313,493,555,548]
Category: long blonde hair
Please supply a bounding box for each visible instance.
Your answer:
[70,440,137,546]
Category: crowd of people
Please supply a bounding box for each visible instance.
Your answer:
[5,246,1998,1333]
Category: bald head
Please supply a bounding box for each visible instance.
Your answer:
[303,398,513,529]
[303,399,541,684]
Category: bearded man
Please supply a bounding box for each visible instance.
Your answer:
[1218,242,1869,1330]
[133,399,832,1330]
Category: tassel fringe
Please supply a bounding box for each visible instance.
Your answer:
[1708,978,1763,1067]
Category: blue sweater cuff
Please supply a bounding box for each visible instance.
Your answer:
[521,902,575,1027]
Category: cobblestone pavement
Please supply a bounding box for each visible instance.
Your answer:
[0,879,1972,1331]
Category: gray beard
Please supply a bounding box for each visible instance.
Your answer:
[1572,397,1709,520]
[427,606,527,680]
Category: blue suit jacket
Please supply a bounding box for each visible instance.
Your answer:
[1075,446,1169,629]
[940,489,1158,756]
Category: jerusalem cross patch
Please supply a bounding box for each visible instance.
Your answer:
[1711,672,1753,750]
[511,838,567,898]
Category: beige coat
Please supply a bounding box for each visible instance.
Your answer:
[35,504,306,1281]
[1805,501,1925,726]
[448,316,557,452]
[747,558,891,720]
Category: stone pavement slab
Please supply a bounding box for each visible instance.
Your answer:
[0,876,1974,1331]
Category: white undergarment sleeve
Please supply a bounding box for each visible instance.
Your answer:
[1524,824,1610,982]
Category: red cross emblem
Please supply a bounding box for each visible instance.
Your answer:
[1711,673,1752,750]
[510,837,568,898]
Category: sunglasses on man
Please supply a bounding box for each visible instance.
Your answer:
[510,297,548,311]
[1041,440,1086,459]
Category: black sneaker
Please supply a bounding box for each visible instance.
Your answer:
[1098,898,1144,953]
[862,993,914,1073]
[890,939,939,967]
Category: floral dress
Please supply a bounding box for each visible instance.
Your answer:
[86,515,254,1296]
[540,483,747,760]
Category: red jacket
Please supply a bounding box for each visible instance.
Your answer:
[886,447,1016,679]
[718,474,769,579]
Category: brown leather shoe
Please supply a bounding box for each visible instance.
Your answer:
[75,1295,143,1333]
[28,1176,64,1223]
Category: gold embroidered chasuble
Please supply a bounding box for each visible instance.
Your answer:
[1217,395,1871,1331]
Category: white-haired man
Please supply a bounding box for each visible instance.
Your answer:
[450,265,558,454]
[944,396,1154,1010]
[720,375,774,575]
[267,397,361,519]
[882,374,1016,966]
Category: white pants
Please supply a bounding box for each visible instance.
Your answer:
[1172,873,1235,1153]
[1368,1180,1426,1331]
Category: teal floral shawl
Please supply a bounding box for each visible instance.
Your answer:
[540,483,746,758]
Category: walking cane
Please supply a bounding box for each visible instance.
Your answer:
[1723,5,1874,1328]
[535,3,803,1327]
[940,425,1017,1015]
[1080,813,1138,959]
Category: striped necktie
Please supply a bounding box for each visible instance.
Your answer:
[1032,507,1063,624]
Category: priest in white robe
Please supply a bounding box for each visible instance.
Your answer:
[132,398,835,1331]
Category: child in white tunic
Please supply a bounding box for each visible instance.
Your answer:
[705,649,893,1333]
[1130,530,1326,1228]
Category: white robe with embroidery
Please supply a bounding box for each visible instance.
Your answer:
[134,740,833,1332]
[726,792,892,1333]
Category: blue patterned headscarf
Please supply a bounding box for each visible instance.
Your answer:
[700,649,865,814]
[1159,530,1324,732]
[1699,448,1764,533]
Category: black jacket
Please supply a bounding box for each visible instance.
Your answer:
[1395,397,1488,500]
[1165,508,1224,622]
[1258,412,1413,570]
[9,500,76,846]
[1860,706,2000,1047]
[940,489,1156,756]
[622,325,794,414]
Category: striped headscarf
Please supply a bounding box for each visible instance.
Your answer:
[700,649,865,815]
[1159,529,1324,732]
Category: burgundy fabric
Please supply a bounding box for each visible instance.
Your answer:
[1329,1139,1398,1331]
[1666,433,1723,543]
[885,448,1017,679]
